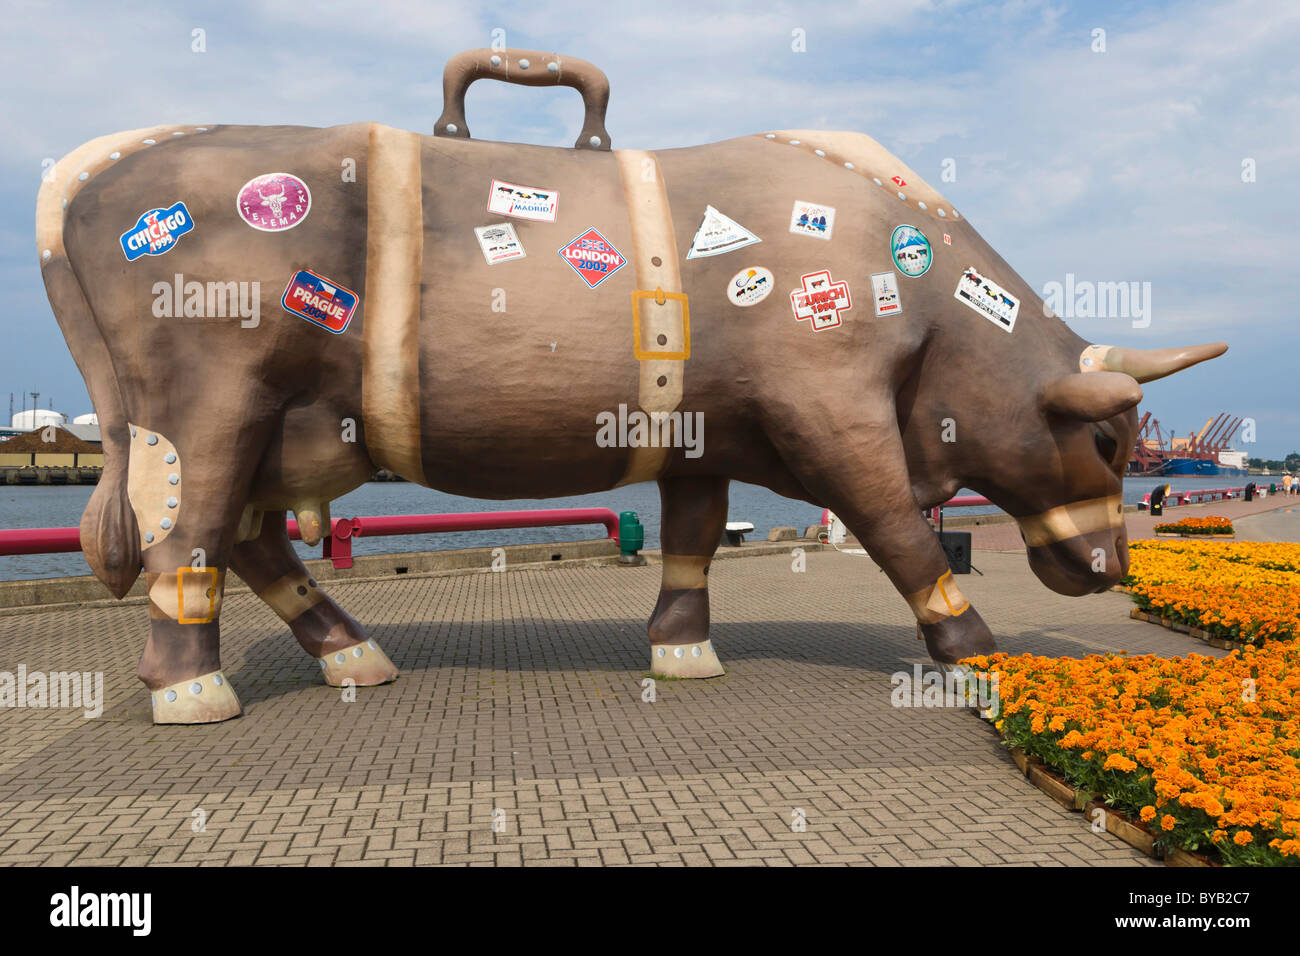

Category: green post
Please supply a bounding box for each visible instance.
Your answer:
[618,511,645,565]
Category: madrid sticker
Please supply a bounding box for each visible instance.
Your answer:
[686,205,761,259]
[474,223,526,265]
[558,228,626,288]
[954,266,1020,333]
[789,200,835,241]
[236,172,311,232]
[726,267,774,307]
[487,179,558,222]
[890,224,932,278]
[281,269,358,334]
[119,202,194,260]
[870,271,902,317]
[790,270,852,332]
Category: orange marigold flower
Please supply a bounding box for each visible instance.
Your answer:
[1161,814,1177,832]
[1233,831,1253,846]
[1140,806,1156,823]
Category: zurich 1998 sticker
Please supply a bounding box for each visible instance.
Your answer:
[282,269,358,334]
[488,179,558,222]
[790,270,851,331]
[558,228,626,288]
[890,224,932,278]
[789,200,835,241]
[120,202,194,260]
[726,267,774,307]
[474,223,526,264]
[686,206,761,259]
[870,271,902,317]
[236,172,311,232]
[954,266,1019,333]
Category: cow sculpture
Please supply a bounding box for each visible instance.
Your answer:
[37,49,1225,724]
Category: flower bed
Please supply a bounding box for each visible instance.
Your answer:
[962,645,1300,866]
[1123,540,1300,644]
[1153,515,1233,535]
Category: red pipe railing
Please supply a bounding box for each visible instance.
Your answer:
[1138,486,1245,509]
[0,507,621,570]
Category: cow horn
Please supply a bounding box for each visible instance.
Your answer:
[1042,371,1143,421]
[1079,342,1227,384]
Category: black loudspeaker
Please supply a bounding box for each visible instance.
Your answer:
[937,530,972,574]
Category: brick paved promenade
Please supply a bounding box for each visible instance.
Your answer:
[0,500,1291,866]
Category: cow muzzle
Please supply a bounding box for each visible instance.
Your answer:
[1016,494,1128,596]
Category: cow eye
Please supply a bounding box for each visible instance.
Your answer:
[1094,427,1118,462]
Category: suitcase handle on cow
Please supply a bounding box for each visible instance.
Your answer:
[434,48,612,151]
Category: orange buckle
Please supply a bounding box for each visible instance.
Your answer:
[631,287,690,360]
[177,566,219,624]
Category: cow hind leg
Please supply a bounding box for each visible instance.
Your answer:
[647,475,728,678]
[128,425,247,725]
[230,510,397,687]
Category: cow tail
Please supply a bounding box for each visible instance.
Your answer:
[37,160,142,598]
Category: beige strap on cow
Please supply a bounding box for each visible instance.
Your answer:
[614,149,689,486]
[1017,494,1125,547]
[363,123,427,485]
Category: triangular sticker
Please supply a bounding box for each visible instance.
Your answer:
[685,205,761,259]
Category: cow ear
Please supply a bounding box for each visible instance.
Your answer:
[1041,371,1142,421]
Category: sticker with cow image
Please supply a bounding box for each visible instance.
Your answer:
[954,266,1019,333]
[236,173,311,232]
[890,224,932,278]
[474,223,526,264]
[788,200,835,241]
[726,267,774,307]
[790,269,851,331]
[870,271,902,317]
[487,179,558,222]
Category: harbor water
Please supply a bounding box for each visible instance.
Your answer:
[0,475,1276,582]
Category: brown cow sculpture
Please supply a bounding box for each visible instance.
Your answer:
[37,50,1225,724]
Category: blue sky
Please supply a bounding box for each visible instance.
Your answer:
[2,0,1296,456]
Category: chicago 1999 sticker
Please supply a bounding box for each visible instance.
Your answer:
[870,271,902,317]
[487,179,558,222]
[474,223,526,264]
[890,224,932,278]
[789,200,835,241]
[119,202,194,260]
[790,269,851,331]
[954,266,1019,333]
[281,269,358,334]
[236,172,311,232]
[726,267,774,307]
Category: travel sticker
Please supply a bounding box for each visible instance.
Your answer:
[558,228,626,288]
[487,179,558,222]
[726,267,774,307]
[474,223,526,265]
[686,205,761,259]
[281,269,358,334]
[236,172,311,232]
[954,266,1019,333]
[890,224,932,278]
[891,175,907,187]
[119,202,194,260]
[790,269,852,332]
[788,200,835,241]
[870,271,902,317]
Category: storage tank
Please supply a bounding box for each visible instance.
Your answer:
[11,409,67,430]
[72,412,98,426]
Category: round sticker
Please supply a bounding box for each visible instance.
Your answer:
[727,266,774,307]
[236,172,312,232]
[890,224,932,278]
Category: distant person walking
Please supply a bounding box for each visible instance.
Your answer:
[1286,473,1296,496]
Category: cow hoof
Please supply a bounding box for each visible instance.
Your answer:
[150,670,241,725]
[318,639,398,686]
[920,605,996,665]
[650,639,725,678]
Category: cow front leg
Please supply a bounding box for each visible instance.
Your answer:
[767,404,996,665]
[127,425,245,724]
[230,510,397,686]
[647,475,728,678]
